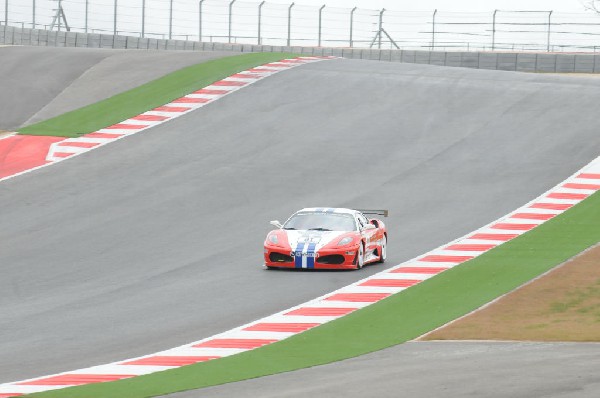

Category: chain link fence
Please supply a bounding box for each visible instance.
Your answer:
[3,0,600,52]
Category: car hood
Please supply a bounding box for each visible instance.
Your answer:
[284,230,349,251]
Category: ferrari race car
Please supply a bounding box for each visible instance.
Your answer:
[264,208,388,270]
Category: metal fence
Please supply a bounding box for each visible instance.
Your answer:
[3,0,600,52]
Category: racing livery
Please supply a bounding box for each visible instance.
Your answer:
[264,207,388,270]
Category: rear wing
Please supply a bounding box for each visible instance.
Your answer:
[357,209,389,218]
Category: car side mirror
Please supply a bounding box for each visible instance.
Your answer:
[270,220,283,229]
[362,224,376,231]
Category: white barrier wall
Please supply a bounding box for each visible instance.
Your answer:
[2,25,599,73]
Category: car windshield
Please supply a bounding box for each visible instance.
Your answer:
[283,212,356,231]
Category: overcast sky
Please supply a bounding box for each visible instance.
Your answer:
[262,0,592,13]
[5,0,596,14]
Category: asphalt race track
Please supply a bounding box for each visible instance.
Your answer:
[1,47,600,392]
[0,46,237,131]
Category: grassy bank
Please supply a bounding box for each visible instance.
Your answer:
[423,243,600,341]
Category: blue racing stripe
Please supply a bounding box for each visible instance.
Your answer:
[306,242,317,269]
[294,242,305,269]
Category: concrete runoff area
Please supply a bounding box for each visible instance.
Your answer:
[0,46,238,131]
[171,341,600,398]
[1,52,600,386]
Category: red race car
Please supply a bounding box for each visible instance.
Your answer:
[264,208,388,270]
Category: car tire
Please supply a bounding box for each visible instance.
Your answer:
[356,243,365,270]
[378,235,387,263]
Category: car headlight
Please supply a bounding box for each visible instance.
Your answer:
[337,236,353,246]
[268,234,279,244]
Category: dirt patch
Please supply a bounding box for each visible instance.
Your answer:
[421,243,600,342]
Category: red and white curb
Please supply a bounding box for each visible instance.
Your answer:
[0,56,334,182]
[1,158,598,396]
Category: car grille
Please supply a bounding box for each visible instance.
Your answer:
[316,254,345,265]
[269,252,293,263]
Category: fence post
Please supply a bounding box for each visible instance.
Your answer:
[547,10,553,52]
[318,4,325,47]
[113,0,118,36]
[198,0,205,41]
[142,0,145,37]
[432,9,437,50]
[58,0,62,31]
[287,2,294,46]
[32,0,36,28]
[169,0,173,39]
[4,0,7,25]
[229,0,236,43]
[350,6,356,47]
[85,0,88,32]
[258,1,265,44]
[492,9,497,51]
[378,8,385,49]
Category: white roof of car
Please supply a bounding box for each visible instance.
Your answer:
[298,207,358,215]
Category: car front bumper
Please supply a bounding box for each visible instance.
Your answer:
[264,245,359,270]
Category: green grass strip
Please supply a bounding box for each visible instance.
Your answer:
[17,52,298,138]
[25,190,600,398]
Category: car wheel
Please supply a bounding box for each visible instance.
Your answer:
[356,243,365,270]
[378,235,387,263]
